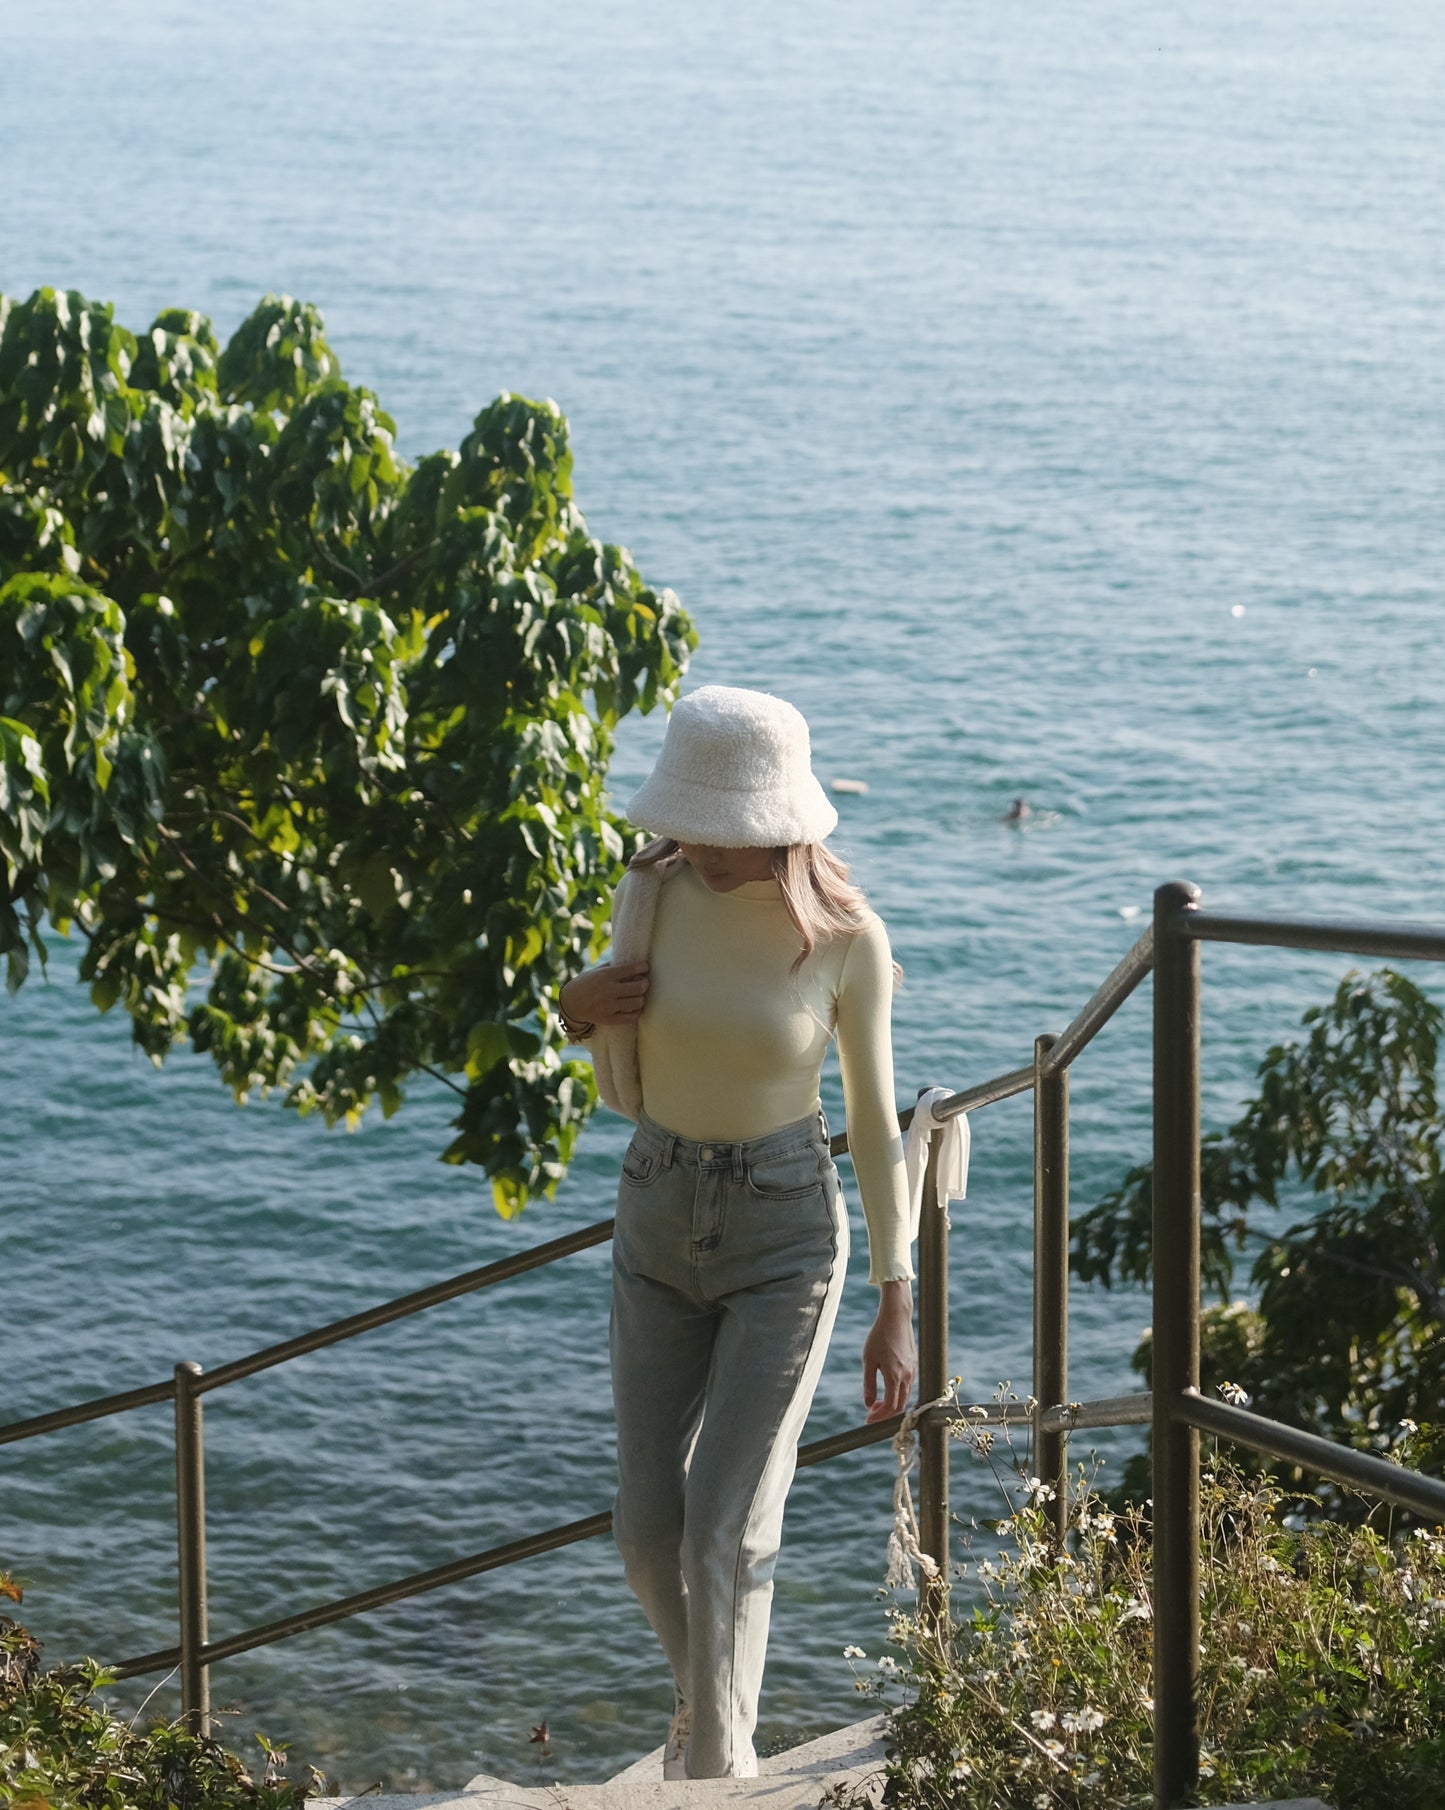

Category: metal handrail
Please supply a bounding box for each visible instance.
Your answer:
[1040,926,1155,1077]
[113,1508,616,1680]
[1148,887,1445,1808]
[1186,910,1445,963]
[931,1062,1037,1124]
[0,1375,178,1447]
[115,1389,1166,1686]
[109,1411,929,1683]
[1174,1391,1445,1522]
[0,1221,619,1445]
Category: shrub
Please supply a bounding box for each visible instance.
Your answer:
[850,1436,1445,1809]
[1072,969,1445,1510]
[0,1578,314,1810]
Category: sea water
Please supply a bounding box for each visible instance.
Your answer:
[3,0,1444,1789]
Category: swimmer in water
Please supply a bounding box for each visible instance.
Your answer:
[1003,797,1032,823]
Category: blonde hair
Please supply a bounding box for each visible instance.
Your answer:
[630,836,897,981]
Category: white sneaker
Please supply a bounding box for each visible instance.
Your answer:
[663,1695,692,1781]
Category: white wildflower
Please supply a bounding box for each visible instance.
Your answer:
[1219,1380,1251,1407]
[843,1645,865,1659]
[1060,1706,1105,1734]
[1029,1709,1057,1730]
[949,1757,974,1781]
[1042,1738,1066,1759]
[876,1655,900,1676]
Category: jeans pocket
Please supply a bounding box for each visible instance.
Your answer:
[621,1139,662,1186]
[744,1142,827,1201]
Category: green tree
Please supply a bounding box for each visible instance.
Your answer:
[1072,968,1445,1499]
[0,287,695,1215]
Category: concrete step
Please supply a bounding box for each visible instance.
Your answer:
[310,1715,888,1810]
[310,1721,1332,1810]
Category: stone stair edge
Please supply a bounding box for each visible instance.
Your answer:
[308,1715,1331,1810]
[308,1715,889,1810]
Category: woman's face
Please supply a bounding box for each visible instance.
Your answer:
[676,843,777,893]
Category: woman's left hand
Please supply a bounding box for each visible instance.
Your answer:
[862,1280,917,1423]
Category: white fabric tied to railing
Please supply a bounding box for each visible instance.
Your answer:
[902,1086,970,1239]
[887,1089,969,1592]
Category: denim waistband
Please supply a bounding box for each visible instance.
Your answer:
[632,1108,830,1174]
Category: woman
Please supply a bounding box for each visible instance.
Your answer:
[558,685,915,1780]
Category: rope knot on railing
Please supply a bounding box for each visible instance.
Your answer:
[885,1381,957,1592]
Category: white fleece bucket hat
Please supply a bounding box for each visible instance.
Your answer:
[626,685,838,848]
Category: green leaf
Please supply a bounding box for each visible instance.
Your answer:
[465,1019,510,1080]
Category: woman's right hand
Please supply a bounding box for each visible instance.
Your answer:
[560,960,650,1028]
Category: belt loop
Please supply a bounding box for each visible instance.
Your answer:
[817,1107,830,1144]
[731,1141,744,1181]
[663,1131,678,1168]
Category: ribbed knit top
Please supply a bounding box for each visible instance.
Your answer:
[635,862,913,1284]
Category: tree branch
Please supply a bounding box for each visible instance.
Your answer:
[148,905,306,979]
[369,536,440,597]
[307,521,367,599]
[151,823,321,976]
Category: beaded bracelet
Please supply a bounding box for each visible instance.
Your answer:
[557,993,596,1041]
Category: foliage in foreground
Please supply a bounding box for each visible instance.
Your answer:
[1,1583,313,1810]
[0,286,695,1215]
[1072,968,1445,1505]
[853,1448,1445,1810]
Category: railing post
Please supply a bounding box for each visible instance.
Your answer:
[1152,882,1202,1808]
[916,1127,949,1625]
[174,1360,210,1736]
[1033,1032,1069,1543]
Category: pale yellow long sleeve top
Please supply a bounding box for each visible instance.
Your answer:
[634,862,913,1284]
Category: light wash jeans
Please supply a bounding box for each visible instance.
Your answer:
[610,1109,848,1779]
